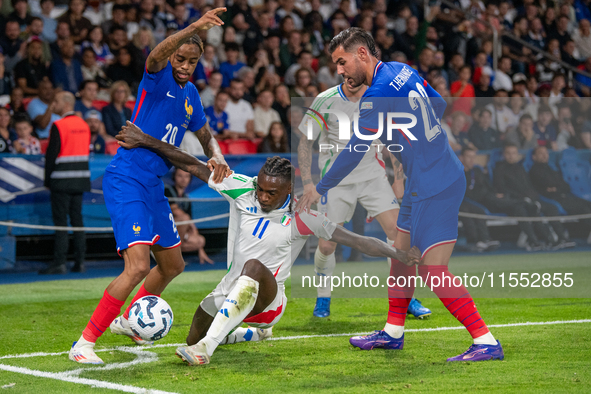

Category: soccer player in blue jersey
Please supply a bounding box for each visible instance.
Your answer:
[69,8,231,365]
[297,28,504,362]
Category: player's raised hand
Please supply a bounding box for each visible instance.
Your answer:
[207,155,231,183]
[296,187,321,213]
[192,7,226,31]
[116,121,146,149]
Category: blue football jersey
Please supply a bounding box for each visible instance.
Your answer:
[316,61,463,202]
[107,62,207,182]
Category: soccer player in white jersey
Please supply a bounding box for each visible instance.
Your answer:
[297,81,431,319]
[115,123,420,366]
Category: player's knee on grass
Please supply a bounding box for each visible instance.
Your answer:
[318,238,337,255]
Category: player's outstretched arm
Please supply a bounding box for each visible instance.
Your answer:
[193,123,230,183]
[116,121,213,182]
[297,132,315,194]
[146,7,226,74]
[329,226,421,266]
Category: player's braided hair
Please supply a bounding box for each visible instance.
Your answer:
[261,156,295,213]
[187,34,204,58]
[328,27,379,58]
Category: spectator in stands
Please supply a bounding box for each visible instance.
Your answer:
[106,47,142,94]
[459,147,501,252]
[7,87,27,118]
[447,53,464,84]
[13,115,41,154]
[81,25,114,69]
[530,145,591,241]
[102,80,131,139]
[101,4,127,38]
[74,80,99,119]
[284,50,315,87]
[27,78,60,139]
[415,47,433,80]
[225,79,255,140]
[15,38,49,97]
[10,0,32,31]
[165,168,213,264]
[138,0,166,43]
[258,120,289,153]
[279,29,302,74]
[505,113,539,149]
[548,15,572,48]
[58,0,92,44]
[548,73,566,115]
[253,90,281,138]
[573,18,591,60]
[473,67,493,99]
[37,0,57,43]
[562,39,581,67]
[200,70,222,110]
[538,39,565,83]
[316,60,342,92]
[1,20,25,74]
[0,51,11,96]
[50,38,83,94]
[397,15,418,62]
[493,56,514,91]
[494,143,575,249]
[290,67,312,98]
[219,42,245,88]
[486,89,514,134]
[502,15,532,74]
[42,91,90,274]
[534,104,558,149]
[85,109,105,154]
[24,18,51,62]
[272,83,290,129]
[469,108,501,150]
[525,74,540,105]
[526,17,545,51]
[555,104,578,150]
[193,43,218,90]
[80,47,109,85]
[132,26,156,60]
[243,11,272,56]
[205,91,229,138]
[443,111,474,152]
[450,65,475,116]
[238,66,257,104]
[50,21,71,61]
[0,107,17,153]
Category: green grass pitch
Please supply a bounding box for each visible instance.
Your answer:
[0,252,590,393]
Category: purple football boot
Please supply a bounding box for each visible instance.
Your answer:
[349,331,404,350]
[447,340,504,362]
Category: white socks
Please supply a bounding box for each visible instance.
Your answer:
[220,327,267,345]
[387,238,395,268]
[199,276,260,357]
[383,323,404,339]
[76,335,95,347]
[473,331,497,345]
[314,248,336,298]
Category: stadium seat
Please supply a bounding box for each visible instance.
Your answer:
[91,100,109,110]
[538,195,568,215]
[463,197,506,217]
[226,139,258,154]
[22,97,32,110]
[559,149,591,201]
[217,140,229,155]
[105,140,120,155]
[39,139,49,154]
[125,101,136,111]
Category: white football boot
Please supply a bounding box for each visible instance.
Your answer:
[176,342,210,366]
[110,316,154,346]
[68,339,104,364]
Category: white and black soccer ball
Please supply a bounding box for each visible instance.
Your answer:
[128,296,174,341]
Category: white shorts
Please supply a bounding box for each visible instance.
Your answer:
[319,175,399,224]
[200,281,287,329]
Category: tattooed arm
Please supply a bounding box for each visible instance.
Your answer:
[297,132,315,194]
[388,151,405,199]
[193,122,230,183]
[146,7,225,73]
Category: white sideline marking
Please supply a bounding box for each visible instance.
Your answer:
[0,319,589,393]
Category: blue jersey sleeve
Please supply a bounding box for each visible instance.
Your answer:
[188,90,207,131]
[141,62,172,93]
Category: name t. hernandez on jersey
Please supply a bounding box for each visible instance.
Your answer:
[208,172,337,294]
[298,84,386,186]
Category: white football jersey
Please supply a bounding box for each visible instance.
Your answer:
[298,84,387,186]
[209,172,337,294]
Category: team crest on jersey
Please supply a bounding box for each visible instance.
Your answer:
[133,223,141,235]
[280,213,292,227]
[185,98,193,118]
[360,102,373,110]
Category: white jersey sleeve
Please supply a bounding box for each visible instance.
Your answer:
[208,172,256,202]
[292,209,337,241]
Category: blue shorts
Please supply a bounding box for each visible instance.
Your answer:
[103,171,181,253]
[396,176,465,258]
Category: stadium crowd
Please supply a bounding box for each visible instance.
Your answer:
[0,0,591,250]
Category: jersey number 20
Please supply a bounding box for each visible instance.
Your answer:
[162,123,179,145]
[408,83,442,142]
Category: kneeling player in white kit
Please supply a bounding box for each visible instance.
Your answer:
[115,124,420,366]
[298,82,430,318]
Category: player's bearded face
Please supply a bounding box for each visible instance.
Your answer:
[170,44,201,85]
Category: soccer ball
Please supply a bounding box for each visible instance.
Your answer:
[128,296,174,341]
